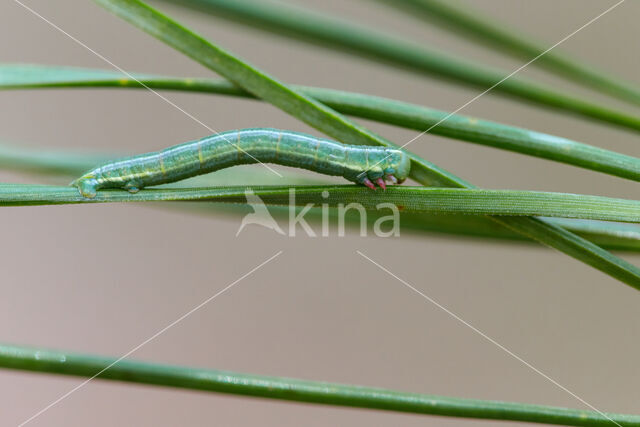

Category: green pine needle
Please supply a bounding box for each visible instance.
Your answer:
[3,64,640,182]
[1,343,638,427]
[162,0,640,133]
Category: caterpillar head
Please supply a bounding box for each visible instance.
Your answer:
[356,149,411,190]
[386,150,410,184]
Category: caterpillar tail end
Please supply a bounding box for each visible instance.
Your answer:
[70,177,98,199]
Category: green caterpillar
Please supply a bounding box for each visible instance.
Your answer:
[71,128,411,198]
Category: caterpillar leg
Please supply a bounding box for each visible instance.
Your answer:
[71,177,98,199]
[362,177,376,190]
[124,180,141,194]
[358,173,398,190]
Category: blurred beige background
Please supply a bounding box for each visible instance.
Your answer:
[1,0,639,425]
